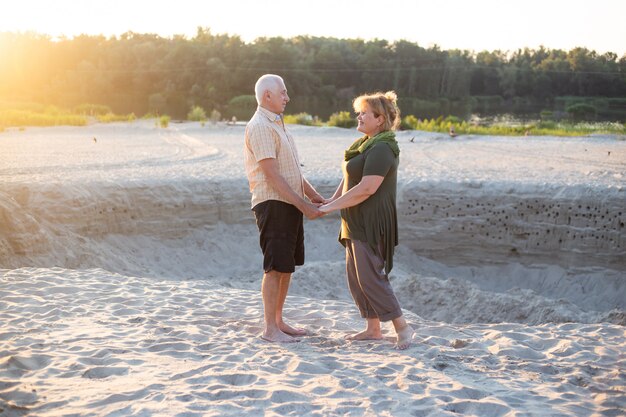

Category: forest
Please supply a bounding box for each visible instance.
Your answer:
[1,28,625,122]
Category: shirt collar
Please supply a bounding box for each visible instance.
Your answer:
[257,106,282,123]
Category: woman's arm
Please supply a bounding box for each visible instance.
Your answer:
[320,175,384,213]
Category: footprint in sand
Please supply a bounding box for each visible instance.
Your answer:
[82,366,129,379]
[5,355,52,372]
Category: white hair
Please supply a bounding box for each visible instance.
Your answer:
[254,74,284,105]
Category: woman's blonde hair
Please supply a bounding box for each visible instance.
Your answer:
[353,91,401,131]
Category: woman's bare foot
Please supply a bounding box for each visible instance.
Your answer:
[278,321,308,336]
[395,326,414,350]
[345,329,383,341]
[261,329,299,343]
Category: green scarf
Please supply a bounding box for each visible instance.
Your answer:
[344,130,399,161]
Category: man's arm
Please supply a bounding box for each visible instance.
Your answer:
[258,158,323,219]
[303,178,324,204]
[328,178,344,203]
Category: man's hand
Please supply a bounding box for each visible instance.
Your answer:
[309,195,334,207]
[302,202,324,220]
[308,193,325,205]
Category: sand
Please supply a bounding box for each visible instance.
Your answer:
[0,120,625,416]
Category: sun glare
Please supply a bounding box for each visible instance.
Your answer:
[0,0,624,54]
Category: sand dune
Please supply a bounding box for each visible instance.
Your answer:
[0,120,625,416]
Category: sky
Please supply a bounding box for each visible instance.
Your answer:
[1,0,625,55]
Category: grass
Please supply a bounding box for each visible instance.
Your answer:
[159,115,170,128]
[0,108,88,127]
[187,106,207,122]
[327,111,357,128]
[0,102,137,128]
[0,101,623,138]
[400,115,626,137]
[529,122,626,136]
[97,113,137,123]
[283,112,626,137]
[284,113,323,126]
[74,104,112,116]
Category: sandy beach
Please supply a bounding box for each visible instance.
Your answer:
[1,120,625,416]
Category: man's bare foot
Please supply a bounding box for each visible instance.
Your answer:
[345,329,383,341]
[395,326,414,350]
[261,329,299,343]
[278,322,308,336]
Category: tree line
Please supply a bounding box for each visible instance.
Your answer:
[1,28,625,121]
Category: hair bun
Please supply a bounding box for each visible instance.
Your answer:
[384,91,398,104]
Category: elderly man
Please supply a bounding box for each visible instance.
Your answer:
[244,74,324,343]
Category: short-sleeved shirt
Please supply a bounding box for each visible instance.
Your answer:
[339,142,399,273]
[244,106,305,209]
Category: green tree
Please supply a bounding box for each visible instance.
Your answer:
[227,95,256,120]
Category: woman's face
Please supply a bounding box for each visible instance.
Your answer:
[356,105,383,136]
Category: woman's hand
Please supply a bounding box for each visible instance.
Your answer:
[317,196,338,210]
[319,204,332,213]
[320,175,383,212]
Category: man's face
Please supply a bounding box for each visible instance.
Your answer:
[265,80,290,114]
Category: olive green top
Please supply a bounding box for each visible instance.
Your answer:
[344,129,400,161]
[339,140,399,273]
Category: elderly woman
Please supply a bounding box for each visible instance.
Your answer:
[320,91,414,349]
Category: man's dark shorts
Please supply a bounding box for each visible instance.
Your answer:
[252,200,304,273]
